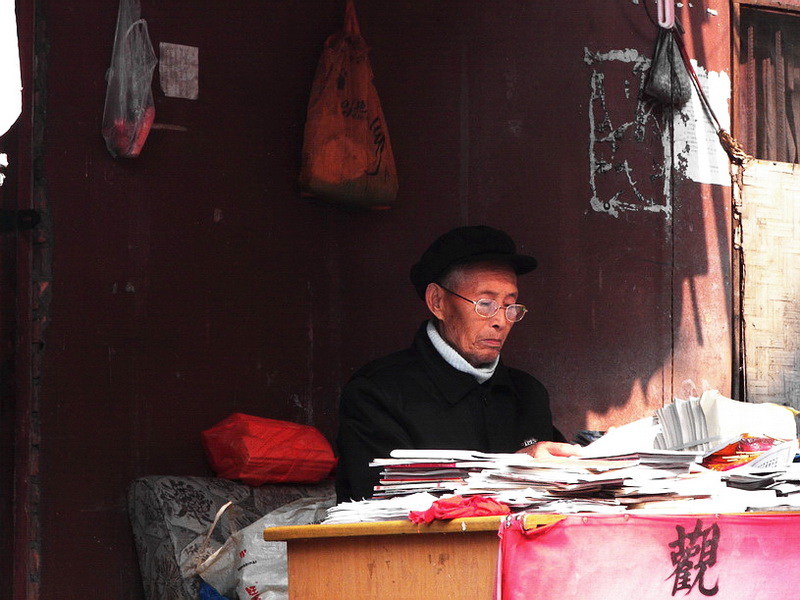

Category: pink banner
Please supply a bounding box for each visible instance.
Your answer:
[497,513,800,600]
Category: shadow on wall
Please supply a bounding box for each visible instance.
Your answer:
[515,37,731,439]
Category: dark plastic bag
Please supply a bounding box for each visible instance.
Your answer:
[299,0,398,208]
[644,28,692,107]
[101,0,157,158]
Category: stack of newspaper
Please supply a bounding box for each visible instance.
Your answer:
[369,448,708,507]
[369,449,516,498]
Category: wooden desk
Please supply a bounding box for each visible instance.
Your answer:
[263,514,563,600]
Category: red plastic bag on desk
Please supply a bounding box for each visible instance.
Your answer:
[201,413,337,485]
[299,0,398,208]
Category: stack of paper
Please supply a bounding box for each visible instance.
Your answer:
[654,396,713,451]
[323,492,439,523]
[370,449,708,509]
[464,451,706,504]
[369,449,515,498]
[651,390,798,454]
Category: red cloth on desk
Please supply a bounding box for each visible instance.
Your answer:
[408,495,510,524]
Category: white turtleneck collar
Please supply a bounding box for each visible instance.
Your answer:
[426,320,498,383]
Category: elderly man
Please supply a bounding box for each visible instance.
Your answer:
[335,225,579,502]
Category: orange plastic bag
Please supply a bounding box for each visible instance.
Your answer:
[299,0,398,208]
[201,413,337,485]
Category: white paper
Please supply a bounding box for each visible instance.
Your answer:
[673,61,731,186]
[159,42,198,100]
[581,416,661,457]
[700,389,798,441]
[0,0,22,137]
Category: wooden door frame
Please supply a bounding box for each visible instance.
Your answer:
[5,0,37,598]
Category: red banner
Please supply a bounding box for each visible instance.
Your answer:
[497,513,800,599]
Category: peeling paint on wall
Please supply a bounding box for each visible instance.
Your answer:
[672,60,731,187]
[585,48,732,218]
[585,48,671,218]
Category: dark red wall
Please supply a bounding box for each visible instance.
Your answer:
[34,0,732,596]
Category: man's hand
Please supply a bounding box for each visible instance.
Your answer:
[516,441,584,459]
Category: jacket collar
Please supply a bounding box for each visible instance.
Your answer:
[412,321,516,405]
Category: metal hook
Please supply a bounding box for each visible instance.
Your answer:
[658,0,675,29]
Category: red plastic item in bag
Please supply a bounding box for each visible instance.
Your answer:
[101,0,157,158]
[201,413,337,485]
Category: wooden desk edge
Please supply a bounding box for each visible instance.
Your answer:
[262,510,800,541]
[263,513,566,541]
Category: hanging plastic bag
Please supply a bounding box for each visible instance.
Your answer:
[643,27,692,107]
[201,413,337,485]
[101,0,157,158]
[299,0,398,208]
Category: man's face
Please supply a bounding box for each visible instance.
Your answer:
[429,262,520,367]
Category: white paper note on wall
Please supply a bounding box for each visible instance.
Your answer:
[159,42,199,100]
[673,61,731,187]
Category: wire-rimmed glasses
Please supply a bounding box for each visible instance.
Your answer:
[438,284,528,322]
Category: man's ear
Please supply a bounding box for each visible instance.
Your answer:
[425,283,446,320]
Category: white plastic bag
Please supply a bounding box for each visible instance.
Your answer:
[194,494,334,600]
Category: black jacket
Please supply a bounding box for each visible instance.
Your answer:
[335,322,562,502]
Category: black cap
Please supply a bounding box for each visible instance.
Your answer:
[409,225,538,298]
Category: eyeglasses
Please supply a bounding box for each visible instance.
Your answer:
[438,284,528,322]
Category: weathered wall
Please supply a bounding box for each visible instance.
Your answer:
[33,0,733,596]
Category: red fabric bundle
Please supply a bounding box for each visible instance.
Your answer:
[408,495,510,525]
[201,413,337,485]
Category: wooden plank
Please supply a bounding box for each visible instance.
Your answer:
[741,159,800,406]
[264,515,504,541]
[263,513,566,541]
[733,0,800,9]
[286,531,499,600]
